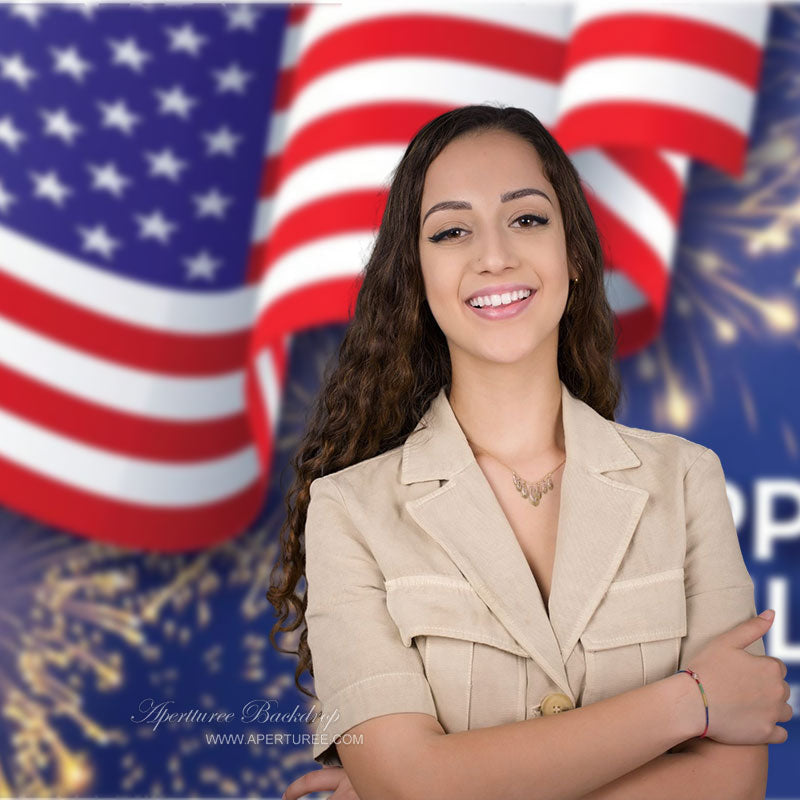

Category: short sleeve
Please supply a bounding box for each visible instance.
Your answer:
[678,447,765,672]
[304,476,437,767]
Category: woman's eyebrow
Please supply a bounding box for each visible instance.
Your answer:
[422,187,552,225]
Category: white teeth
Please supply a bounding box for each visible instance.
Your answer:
[468,288,532,308]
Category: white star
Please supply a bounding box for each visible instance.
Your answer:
[0,114,25,152]
[1,53,36,90]
[50,45,93,83]
[184,249,222,281]
[212,62,252,95]
[87,161,131,198]
[0,179,17,215]
[144,148,188,182]
[77,223,121,260]
[193,187,233,219]
[40,108,83,145]
[165,23,207,57]
[108,37,151,73]
[223,6,260,32]
[30,169,72,207]
[9,4,46,26]
[97,99,141,135]
[154,85,197,120]
[203,125,242,157]
[135,209,178,244]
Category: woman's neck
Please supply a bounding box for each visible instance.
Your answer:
[448,373,565,470]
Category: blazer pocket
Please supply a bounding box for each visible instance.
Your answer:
[385,576,528,733]
[580,568,687,705]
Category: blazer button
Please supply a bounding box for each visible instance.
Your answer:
[540,693,574,715]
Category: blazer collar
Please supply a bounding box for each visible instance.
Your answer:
[400,381,649,702]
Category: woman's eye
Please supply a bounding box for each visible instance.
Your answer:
[513,213,549,228]
[428,227,465,243]
[426,214,549,243]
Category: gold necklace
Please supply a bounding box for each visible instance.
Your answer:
[468,440,566,507]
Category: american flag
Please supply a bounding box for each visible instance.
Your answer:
[0,3,770,551]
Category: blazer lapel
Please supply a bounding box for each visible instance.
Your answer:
[401,381,649,700]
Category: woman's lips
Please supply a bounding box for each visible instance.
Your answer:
[465,290,536,320]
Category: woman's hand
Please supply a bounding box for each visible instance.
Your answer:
[686,611,790,745]
[283,766,361,800]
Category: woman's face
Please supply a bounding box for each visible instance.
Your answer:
[418,129,574,368]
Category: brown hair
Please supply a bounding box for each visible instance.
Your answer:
[267,103,622,697]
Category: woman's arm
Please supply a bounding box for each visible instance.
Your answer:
[336,671,708,800]
[285,738,767,800]
[578,740,768,800]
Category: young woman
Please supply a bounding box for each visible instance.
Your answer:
[269,104,790,800]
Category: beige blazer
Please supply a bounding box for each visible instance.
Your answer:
[304,381,764,767]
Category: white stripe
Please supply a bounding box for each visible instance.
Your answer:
[0,314,245,421]
[0,225,256,335]
[279,16,304,70]
[300,4,571,57]
[263,107,288,158]
[604,268,647,315]
[252,197,275,246]
[256,230,375,315]
[558,57,755,133]
[254,346,282,437]
[570,2,769,47]
[659,151,691,183]
[284,57,559,151]
[571,148,678,269]
[253,144,405,241]
[0,406,259,506]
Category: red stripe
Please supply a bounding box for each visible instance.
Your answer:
[247,237,269,285]
[0,268,249,375]
[613,304,658,360]
[259,151,280,198]
[566,14,763,87]
[589,196,670,318]
[272,64,296,112]
[265,102,451,196]
[252,276,360,352]
[0,454,267,552]
[252,189,387,283]
[602,147,685,223]
[555,102,747,177]
[0,362,249,460]
[287,5,312,25]
[290,15,565,102]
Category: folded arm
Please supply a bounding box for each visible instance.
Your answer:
[578,738,767,800]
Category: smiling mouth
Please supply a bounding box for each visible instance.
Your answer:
[466,288,533,309]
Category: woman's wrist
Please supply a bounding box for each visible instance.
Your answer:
[660,671,709,743]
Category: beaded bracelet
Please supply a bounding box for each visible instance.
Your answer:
[675,667,709,738]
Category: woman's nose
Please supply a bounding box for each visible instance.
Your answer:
[474,229,520,271]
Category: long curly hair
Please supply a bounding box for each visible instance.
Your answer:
[267,103,622,697]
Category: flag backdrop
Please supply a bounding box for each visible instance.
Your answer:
[2,5,800,800]
[0,3,770,550]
